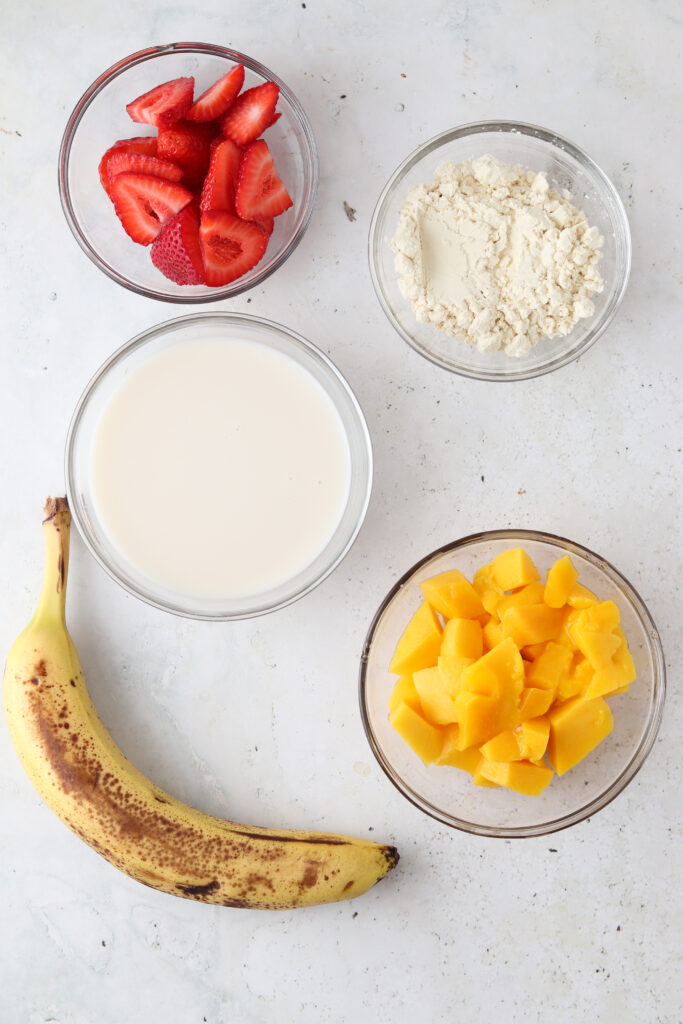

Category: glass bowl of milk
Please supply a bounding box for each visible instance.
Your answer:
[66,313,372,619]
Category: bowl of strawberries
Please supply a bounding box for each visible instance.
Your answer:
[59,43,318,301]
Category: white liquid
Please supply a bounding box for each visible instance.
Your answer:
[90,339,352,599]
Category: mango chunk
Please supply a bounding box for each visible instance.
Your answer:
[421,569,484,621]
[501,604,564,647]
[478,759,553,795]
[570,628,621,670]
[480,729,522,762]
[437,655,474,692]
[496,582,547,618]
[388,675,422,714]
[472,756,500,787]
[521,641,548,661]
[413,666,458,725]
[389,601,443,676]
[547,696,614,775]
[389,702,444,765]
[544,555,579,608]
[556,654,590,701]
[473,565,504,616]
[440,617,483,659]
[436,726,482,771]
[453,690,500,749]
[482,617,505,651]
[583,642,636,700]
[491,548,540,591]
[581,600,621,634]
[515,716,550,761]
[519,686,555,719]
[525,641,572,692]
[567,582,598,609]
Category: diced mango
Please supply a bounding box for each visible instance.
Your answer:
[525,641,572,691]
[496,582,547,619]
[472,756,500,787]
[478,759,553,795]
[413,666,458,725]
[436,726,482,772]
[544,555,579,608]
[567,582,598,608]
[437,655,474,692]
[521,641,548,661]
[547,696,614,775]
[581,600,621,633]
[480,729,521,762]
[389,601,443,676]
[461,639,524,735]
[583,641,636,700]
[389,702,444,765]
[420,569,484,621]
[388,675,422,714]
[519,686,555,719]
[440,618,483,659]
[501,604,564,647]
[514,716,550,761]
[491,548,540,591]
[482,617,505,651]
[473,565,504,616]
[453,690,500,749]
[570,628,621,670]
[556,654,590,701]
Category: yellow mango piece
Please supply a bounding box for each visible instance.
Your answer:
[571,628,621,670]
[555,606,582,649]
[461,638,524,739]
[389,702,444,765]
[453,691,500,749]
[473,565,504,616]
[496,582,547,619]
[437,655,474,692]
[472,756,500,787]
[501,604,564,647]
[521,641,548,661]
[614,635,636,677]
[436,726,481,771]
[480,730,521,762]
[478,759,553,795]
[547,696,613,775]
[389,601,443,676]
[567,582,598,609]
[440,618,483,659]
[515,716,550,761]
[525,641,572,691]
[583,641,636,700]
[519,686,555,719]
[388,675,422,714]
[556,653,591,701]
[420,569,484,621]
[544,554,579,608]
[581,600,621,633]
[491,548,541,591]
[413,667,458,726]
[482,617,505,651]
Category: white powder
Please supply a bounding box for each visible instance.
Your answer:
[391,155,604,357]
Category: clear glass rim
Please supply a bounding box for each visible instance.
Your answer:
[65,311,373,620]
[368,119,632,382]
[358,529,665,838]
[58,42,319,304]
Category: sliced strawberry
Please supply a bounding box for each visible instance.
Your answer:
[220,82,279,147]
[151,205,206,285]
[157,121,214,187]
[235,139,293,220]
[98,137,157,197]
[199,211,268,286]
[255,216,274,237]
[200,138,242,214]
[265,111,282,130]
[186,64,245,122]
[109,173,193,246]
[126,77,194,129]
[107,152,184,185]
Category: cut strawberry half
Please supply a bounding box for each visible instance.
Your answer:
[235,139,293,220]
[98,137,157,197]
[151,204,206,285]
[199,211,268,286]
[220,81,279,147]
[157,121,214,187]
[109,173,193,245]
[255,216,274,237]
[126,77,195,129]
[107,152,184,185]
[200,138,242,215]
[186,64,245,122]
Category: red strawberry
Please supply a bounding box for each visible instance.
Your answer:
[255,216,274,237]
[200,138,242,214]
[109,173,193,245]
[199,211,268,286]
[98,137,157,197]
[157,121,214,187]
[265,111,282,130]
[126,77,195,129]
[151,205,206,285]
[186,64,245,122]
[220,82,279,146]
[107,152,183,185]
[235,139,293,220]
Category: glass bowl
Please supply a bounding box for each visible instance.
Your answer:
[59,43,318,302]
[359,531,664,837]
[369,121,631,381]
[65,312,372,619]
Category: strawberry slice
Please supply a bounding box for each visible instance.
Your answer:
[220,82,279,147]
[98,137,157,197]
[126,77,195,129]
[199,211,268,286]
[186,64,245,122]
[109,173,193,245]
[157,121,214,187]
[200,138,242,214]
[235,139,293,220]
[255,217,274,237]
[151,205,206,285]
[107,152,184,185]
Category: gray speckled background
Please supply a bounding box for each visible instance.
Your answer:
[1,1,681,1021]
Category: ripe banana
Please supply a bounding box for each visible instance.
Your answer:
[3,498,398,908]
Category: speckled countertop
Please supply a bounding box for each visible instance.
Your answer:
[1,1,682,1022]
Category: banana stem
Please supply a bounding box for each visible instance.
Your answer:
[34,497,71,624]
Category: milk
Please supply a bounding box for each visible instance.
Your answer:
[90,339,351,599]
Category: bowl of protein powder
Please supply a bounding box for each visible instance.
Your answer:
[369,121,631,381]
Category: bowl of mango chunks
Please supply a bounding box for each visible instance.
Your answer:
[360,531,665,837]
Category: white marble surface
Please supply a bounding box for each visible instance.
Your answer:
[2,1,682,1021]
